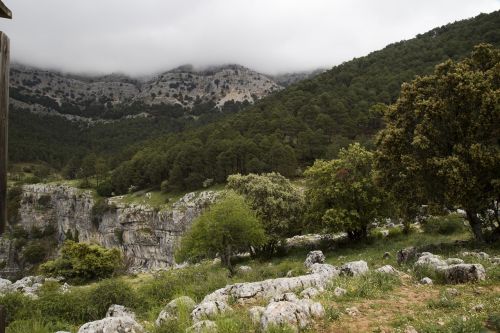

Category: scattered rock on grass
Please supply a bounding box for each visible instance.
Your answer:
[404,325,419,333]
[383,252,391,259]
[340,260,369,276]
[445,258,464,265]
[443,264,486,284]
[186,320,218,333]
[77,305,144,333]
[375,265,399,275]
[445,288,459,297]
[345,306,361,317]
[106,304,136,319]
[334,287,347,297]
[156,296,196,326]
[472,304,484,312]
[420,277,433,285]
[238,265,252,273]
[397,247,418,265]
[304,250,326,268]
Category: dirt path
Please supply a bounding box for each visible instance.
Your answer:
[318,283,439,333]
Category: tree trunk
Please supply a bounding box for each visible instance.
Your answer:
[466,209,484,242]
[222,245,234,276]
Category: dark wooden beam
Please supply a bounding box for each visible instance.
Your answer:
[0,32,8,235]
[0,1,11,19]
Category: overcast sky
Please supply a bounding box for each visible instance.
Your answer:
[1,0,499,76]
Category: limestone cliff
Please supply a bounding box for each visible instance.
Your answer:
[1,184,218,277]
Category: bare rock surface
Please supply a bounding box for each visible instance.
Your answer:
[77,305,144,333]
[304,250,326,268]
[191,300,232,322]
[443,264,486,284]
[202,263,339,304]
[10,185,218,273]
[340,260,369,276]
[186,320,218,333]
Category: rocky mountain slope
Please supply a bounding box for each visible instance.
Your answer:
[10,63,286,119]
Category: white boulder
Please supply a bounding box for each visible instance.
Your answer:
[155,296,196,326]
[443,264,486,284]
[191,300,232,322]
[340,261,369,276]
[304,250,326,268]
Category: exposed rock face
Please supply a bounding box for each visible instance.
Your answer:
[10,64,283,121]
[2,184,218,275]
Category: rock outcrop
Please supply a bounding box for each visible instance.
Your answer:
[304,250,325,268]
[1,184,218,276]
[10,63,283,120]
[77,305,144,333]
[412,252,486,284]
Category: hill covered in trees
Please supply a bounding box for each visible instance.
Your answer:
[106,10,500,193]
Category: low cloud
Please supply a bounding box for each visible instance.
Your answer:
[2,0,499,76]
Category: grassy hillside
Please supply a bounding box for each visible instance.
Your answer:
[2,224,500,333]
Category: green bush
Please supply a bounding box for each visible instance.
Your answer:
[422,214,467,235]
[40,240,123,283]
[0,293,33,324]
[4,279,136,330]
[22,241,48,264]
[88,279,137,318]
[96,180,114,197]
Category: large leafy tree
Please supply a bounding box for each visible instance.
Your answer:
[227,172,304,255]
[376,44,500,241]
[305,143,387,241]
[176,191,266,275]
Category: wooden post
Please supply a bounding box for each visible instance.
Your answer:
[0,305,5,333]
[0,32,8,235]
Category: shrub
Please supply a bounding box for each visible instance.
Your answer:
[177,191,266,275]
[10,225,28,239]
[96,180,114,197]
[0,292,33,324]
[422,214,467,235]
[22,241,48,264]
[88,279,137,318]
[40,240,123,283]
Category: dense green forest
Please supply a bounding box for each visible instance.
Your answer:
[108,11,500,193]
[8,10,500,192]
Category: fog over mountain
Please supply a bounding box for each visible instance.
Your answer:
[2,0,499,76]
